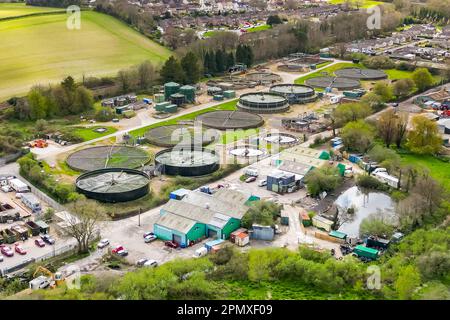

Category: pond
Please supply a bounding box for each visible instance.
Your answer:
[334,186,396,237]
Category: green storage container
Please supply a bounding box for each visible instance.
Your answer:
[353,245,379,260]
[155,102,171,111]
[179,85,196,103]
[164,82,180,100]
[223,90,236,99]
[165,104,178,113]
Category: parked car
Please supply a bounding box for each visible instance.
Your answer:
[143,232,154,238]
[41,234,55,245]
[112,245,128,256]
[97,239,110,249]
[112,118,119,123]
[136,258,149,267]
[35,239,45,248]
[245,176,257,183]
[258,179,267,187]
[15,244,27,255]
[1,245,14,257]
[164,241,179,249]
[0,255,3,262]
[144,234,157,243]
[143,259,158,268]
[1,185,12,193]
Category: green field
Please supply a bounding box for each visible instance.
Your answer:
[400,153,450,192]
[246,24,271,33]
[0,11,171,101]
[72,126,118,141]
[0,3,62,19]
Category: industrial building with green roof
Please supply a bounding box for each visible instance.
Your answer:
[153,189,254,247]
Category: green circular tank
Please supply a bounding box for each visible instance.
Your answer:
[179,85,196,103]
[164,82,180,100]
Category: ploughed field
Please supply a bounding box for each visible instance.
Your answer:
[0,10,171,100]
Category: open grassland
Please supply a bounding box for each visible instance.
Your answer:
[0,11,171,101]
[72,126,118,141]
[400,153,450,192]
[246,24,271,32]
[0,3,62,19]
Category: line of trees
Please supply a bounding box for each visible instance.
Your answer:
[10,76,94,121]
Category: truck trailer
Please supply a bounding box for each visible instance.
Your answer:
[9,179,29,193]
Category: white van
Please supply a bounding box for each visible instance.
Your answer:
[258,179,267,187]
[244,167,259,177]
[192,247,208,258]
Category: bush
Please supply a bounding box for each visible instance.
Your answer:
[304,165,342,197]
[356,174,390,192]
[362,56,395,69]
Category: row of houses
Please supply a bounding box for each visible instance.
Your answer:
[153,188,258,247]
[345,24,437,54]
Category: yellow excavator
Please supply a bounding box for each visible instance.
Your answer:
[31,266,65,289]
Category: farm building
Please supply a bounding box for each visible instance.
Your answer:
[154,189,252,246]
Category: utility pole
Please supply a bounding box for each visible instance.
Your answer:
[138,207,141,227]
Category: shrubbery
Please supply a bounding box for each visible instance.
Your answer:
[356,174,390,192]
[18,154,81,204]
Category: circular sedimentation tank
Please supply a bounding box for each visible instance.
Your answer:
[305,76,361,90]
[263,133,298,145]
[144,124,218,147]
[229,146,265,158]
[334,68,387,80]
[237,92,289,114]
[75,168,149,203]
[66,146,150,172]
[195,110,264,130]
[269,84,317,104]
[155,148,220,176]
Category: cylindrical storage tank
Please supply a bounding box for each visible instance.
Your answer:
[155,148,220,177]
[179,85,196,103]
[170,93,186,107]
[75,168,150,203]
[269,84,317,104]
[237,92,289,114]
[223,90,236,99]
[154,93,165,103]
[207,86,222,96]
[164,82,180,100]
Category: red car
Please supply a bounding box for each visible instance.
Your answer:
[0,245,14,257]
[15,244,27,255]
[164,241,179,249]
[35,239,46,247]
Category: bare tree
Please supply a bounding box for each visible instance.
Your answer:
[395,112,409,148]
[65,199,106,254]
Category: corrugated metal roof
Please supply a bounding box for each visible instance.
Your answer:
[163,199,214,224]
[212,188,250,207]
[182,190,249,219]
[155,212,197,234]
